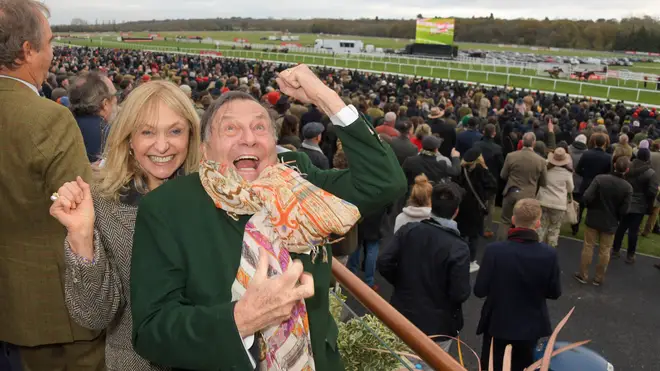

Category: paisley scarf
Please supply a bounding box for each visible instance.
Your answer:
[199,159,360,370]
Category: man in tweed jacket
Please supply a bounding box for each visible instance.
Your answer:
[0,1,104,369]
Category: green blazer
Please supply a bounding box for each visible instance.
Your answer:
[131,116,406,370]
[0,77,99,346]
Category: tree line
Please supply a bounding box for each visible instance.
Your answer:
[52,16,660,53]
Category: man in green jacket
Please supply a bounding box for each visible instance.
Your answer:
[131,64,407,371]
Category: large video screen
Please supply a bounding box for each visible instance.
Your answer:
[415,18,455,45]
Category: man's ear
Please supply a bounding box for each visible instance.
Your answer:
[535,219,542,230]
[200,142,208,160]
[511,215,516,227]
[452,207,459,220]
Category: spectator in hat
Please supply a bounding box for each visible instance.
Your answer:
[536,148,574,248]
[402,136,460,188]
[376,112,399,138]
[456,147,497,273]
[300,121,329,170]
[389,121,419,165]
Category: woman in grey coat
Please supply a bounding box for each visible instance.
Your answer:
[49,81,201,370]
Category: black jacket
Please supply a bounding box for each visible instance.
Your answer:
[576,148,612,195]
[429,119,456,158]
[625,159,658,214]
[389,135,419,165]
[456,165,497,237]
[299,143,330,170]
[378,218,471,337]
[473,137,504,182]
[583,173,633,233]
[474,230,561,341]
[402,153,460,187]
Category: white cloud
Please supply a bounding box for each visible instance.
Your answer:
[44,0,659,26]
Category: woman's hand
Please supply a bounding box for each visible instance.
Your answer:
[50,176,95,259]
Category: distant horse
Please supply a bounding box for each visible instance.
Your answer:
[545,67,564,79]
[574,71,596,81]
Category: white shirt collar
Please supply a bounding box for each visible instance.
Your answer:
[0,75,40,96]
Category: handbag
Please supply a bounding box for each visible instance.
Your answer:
[463,168,488,214]
[563,194,580,225]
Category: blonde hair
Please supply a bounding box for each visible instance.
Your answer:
[408,174,433,207]
[513,199,542,229]
[414,123,432,140]
[461,155,487,171]
[96,80,201,200]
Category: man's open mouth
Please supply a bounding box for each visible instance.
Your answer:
[233,155,260,170]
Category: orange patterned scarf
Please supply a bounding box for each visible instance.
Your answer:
[199,159,360,370]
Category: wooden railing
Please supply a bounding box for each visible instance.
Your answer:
[331,257,466,371]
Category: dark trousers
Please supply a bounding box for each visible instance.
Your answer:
[613,213,645,257]
[0,342,22,371]
[464,234,479,262]
[481,334,537,371]
[0,336,105,371]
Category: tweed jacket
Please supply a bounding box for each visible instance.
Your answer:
[0,77,99,346]
[64,191,169,371]
[501,147,548,198]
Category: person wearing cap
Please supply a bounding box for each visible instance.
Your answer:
[455,147,497,273]
[402,136,460,188]
[299,121,329,170]
[536,148,574,248]
[611,147,658,264]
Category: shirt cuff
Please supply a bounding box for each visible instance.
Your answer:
[243,334,256,368]
[330,104,359,127]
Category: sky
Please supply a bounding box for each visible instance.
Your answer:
[45,0,659,26]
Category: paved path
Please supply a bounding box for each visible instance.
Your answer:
[345,232,660,370]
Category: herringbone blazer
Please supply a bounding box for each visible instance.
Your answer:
[64,191,169,371]
[0,77,99,346]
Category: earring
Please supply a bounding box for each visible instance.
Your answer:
[129,149,134,157]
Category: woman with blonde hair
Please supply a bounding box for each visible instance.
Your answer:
[456,148,497,272]
[411,123,431,151]
[49,80,201,371]
[394,173,433,233]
